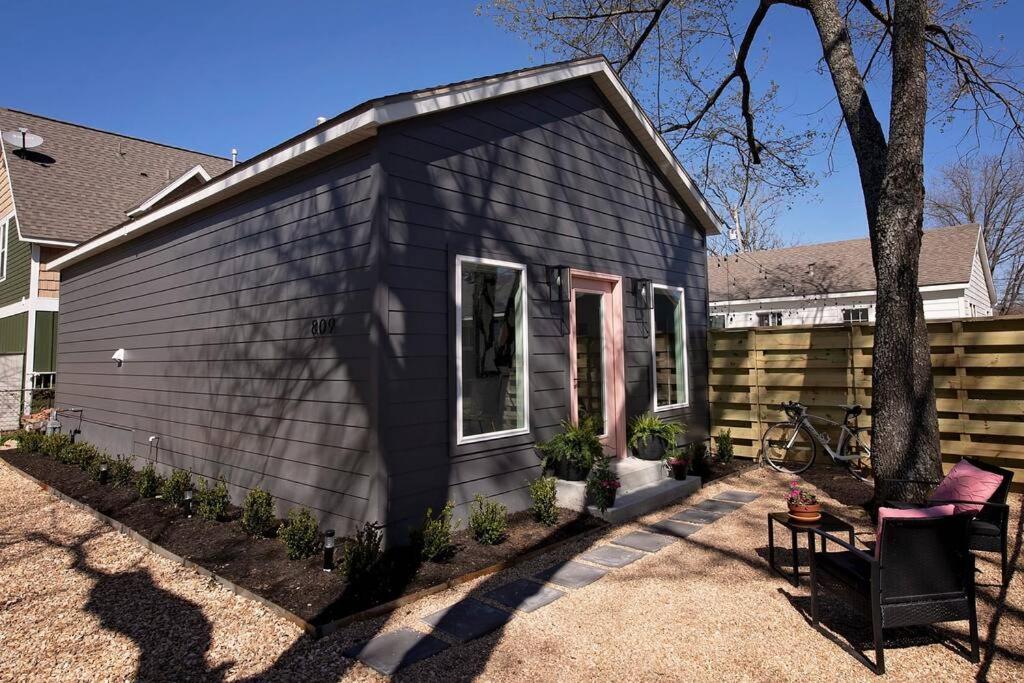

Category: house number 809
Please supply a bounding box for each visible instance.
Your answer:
[311,318,337,336]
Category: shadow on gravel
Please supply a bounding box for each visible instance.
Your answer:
[30,530,232,682]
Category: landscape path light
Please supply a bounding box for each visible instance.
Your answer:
[323,529,336,572]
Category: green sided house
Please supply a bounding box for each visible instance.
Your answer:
[0,109,232,428]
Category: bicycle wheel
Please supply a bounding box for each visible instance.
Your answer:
[761,422,816,474]
[844,428,874,483]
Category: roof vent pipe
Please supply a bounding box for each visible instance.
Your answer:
[231,148,238,167]
[316,116,327,126]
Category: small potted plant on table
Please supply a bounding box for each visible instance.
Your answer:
[628,412,684,460]
[586,457,621,512]
[537,417,602,481]
[786,481,821,522]
[663,445,690,480]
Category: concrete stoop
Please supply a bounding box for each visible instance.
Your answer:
[555,456,702,524]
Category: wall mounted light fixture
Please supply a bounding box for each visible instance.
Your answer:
[112,348,125,367]
[546,265,569,303]
[633,277,653,310]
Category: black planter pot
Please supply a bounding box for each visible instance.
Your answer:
[588,487,617,509]
[668,460,689,480]
[633,439,667,461]
[550,459,589,481]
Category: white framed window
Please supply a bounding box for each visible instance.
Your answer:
[455,255,530,444]
[651,284,689,410]
[0,213,11,282]
[842,307,869,323]
[758,311,783,327]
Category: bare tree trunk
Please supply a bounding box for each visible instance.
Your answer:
[809,0,942,500]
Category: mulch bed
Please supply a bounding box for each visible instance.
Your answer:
[0,449,606,627]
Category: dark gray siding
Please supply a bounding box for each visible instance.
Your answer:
[378,78,709,528]
[54,144,382,534]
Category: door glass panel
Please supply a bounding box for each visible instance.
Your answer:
[654,289,687,407]
[575,291,605,433]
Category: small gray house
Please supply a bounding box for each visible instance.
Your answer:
[48,57,722,537]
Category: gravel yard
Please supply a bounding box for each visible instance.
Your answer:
[0,459,1020,682]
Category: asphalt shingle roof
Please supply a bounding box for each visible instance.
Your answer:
[708,224,982,301]
[0,108,233,244]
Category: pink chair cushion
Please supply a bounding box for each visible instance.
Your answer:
[875,504,955,558]
[928,459,1005,514]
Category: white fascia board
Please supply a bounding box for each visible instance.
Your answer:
[48,60,722,272]
[709,282,969,307]
[21,235,78,247]
[126,164,212,218]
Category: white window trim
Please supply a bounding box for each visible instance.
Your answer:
[651,284,690,412]
[455,255,531,445]
[0,213,11,283]
[842,307,869,323]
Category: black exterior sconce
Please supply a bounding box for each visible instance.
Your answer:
[546,265,569,303]
[633,277,653,310]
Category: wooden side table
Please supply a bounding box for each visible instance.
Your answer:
[767,511,856,586]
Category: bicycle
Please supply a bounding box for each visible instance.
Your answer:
[760,401,873,483]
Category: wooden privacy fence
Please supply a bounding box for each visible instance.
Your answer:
[709,315,1024,489]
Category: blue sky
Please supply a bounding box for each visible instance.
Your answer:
[2,1,1020,244]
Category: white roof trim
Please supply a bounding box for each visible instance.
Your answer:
[126,164,211,218]
[973,225,998,305]
[48,58,722,272]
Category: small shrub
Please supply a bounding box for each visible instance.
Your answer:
[160,469,193,506]
[241,487,276,537]
[137,463,163,498]
[528,476,559,526]
[342,521,383,580]
[110,456,135,488]
[585,457,620,513]
[16,430,44,454]
[62,442,101,470]
[468,494,508,545]
[279,507,320,560]
[42,433,72,459]
[196,477,231,521]
[715,429,734,463]
[87,453,115,482]
[410,501,457,562]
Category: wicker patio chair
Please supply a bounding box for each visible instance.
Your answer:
[881,456,1014,586]
[807,514,979,675]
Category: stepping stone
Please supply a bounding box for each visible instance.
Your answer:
[485,579,565,613]
[422,597,513,642]
[343,627,449,675]
[715,490,761,503]
[577,545,645,568]
[611,530,677,553]
[535,560,608,588]
[651,519,702,538]
[694,499,744,514]
[671,508,724,525]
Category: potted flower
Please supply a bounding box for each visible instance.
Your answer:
[586,457,620,512]
[628,412,685,460]
[537,417,602,481]
[786,481,821,521]
[663,445,690,480]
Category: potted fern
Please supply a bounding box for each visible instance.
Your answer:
[628,412,685,460]
[537,417,602,481]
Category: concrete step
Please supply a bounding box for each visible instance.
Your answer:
[587,476,702,524]
[610,456,667,490]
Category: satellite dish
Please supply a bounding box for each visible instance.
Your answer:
[2,128,44,151]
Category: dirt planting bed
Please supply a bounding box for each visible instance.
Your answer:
[0,449,605,627]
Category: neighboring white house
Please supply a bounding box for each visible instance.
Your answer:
[709,224,996,329]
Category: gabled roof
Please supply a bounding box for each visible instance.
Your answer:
[125,164,212,218]
[0,108,233,245]
[49,57,723,272]
[709,224,988,302]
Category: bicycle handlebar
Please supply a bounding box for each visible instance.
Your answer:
[780,401,806,418]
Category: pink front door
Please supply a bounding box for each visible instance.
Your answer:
[568,270,626,457]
